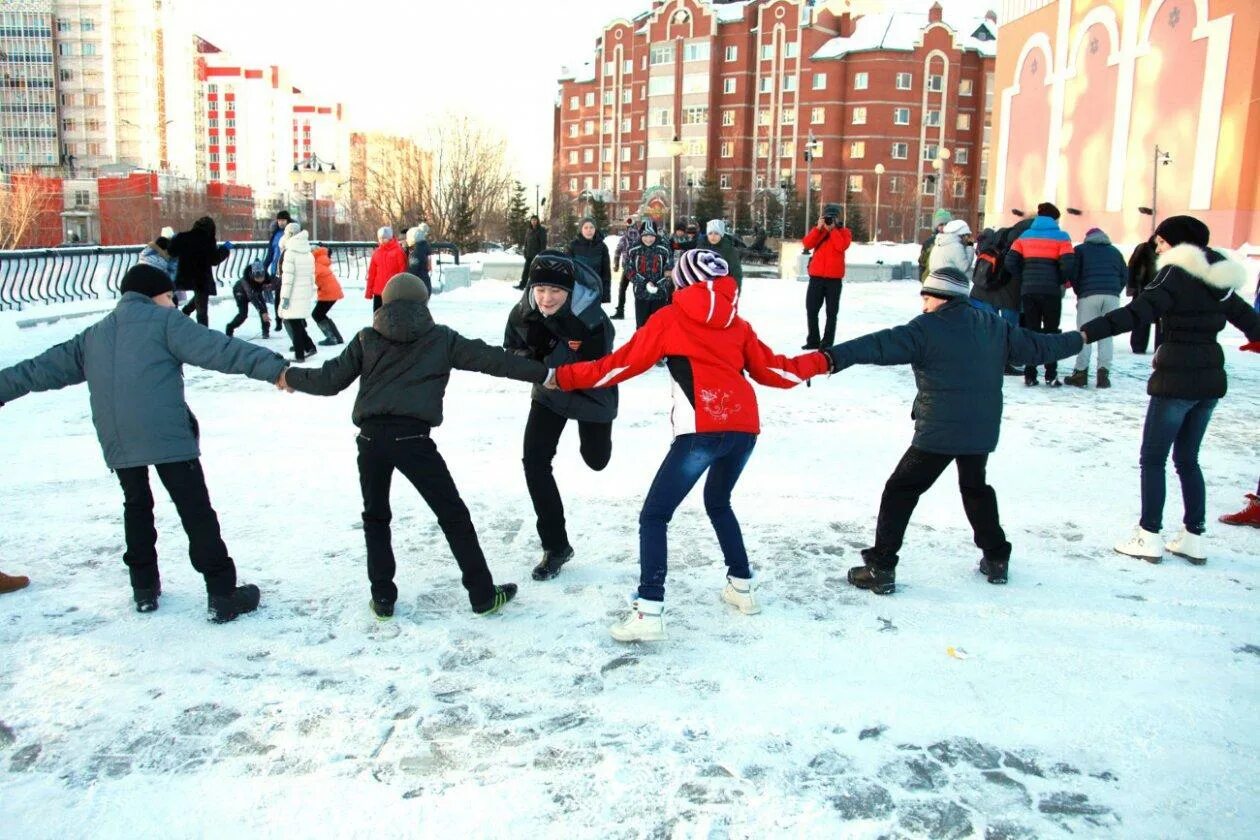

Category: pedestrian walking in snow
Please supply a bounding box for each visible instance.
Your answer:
[1080,216,1260,565]
[1126,239,1161,353]
[623,221,674,330]
[365,227,407,312]
[801,203,853,350]
[279,273,545,619]
[546,249,830,642]
[0,264,285,621]
[517,215,548,291]
[279,223,318,362]
[405,225,433,294]
[704,220,744,290]
[169,216,231,327]
[264,210,291,324]
[927,219,974,275]
[918,209,952,281]
[504,251,618,581]
[0,571,30,594]
[612,216,642,319]
[225,260,275,339]
[1063,227,1127,389]
[569,218,612,304]
[311,245,345,346]
[1004,202,1075,386]
[822,267,1085,594]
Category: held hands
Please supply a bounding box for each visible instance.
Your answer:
[276,368,294,393]
[543,369,559,390]
[223,241,234,251]
[1242,341,1260,353]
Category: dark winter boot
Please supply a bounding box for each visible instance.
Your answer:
[532,546,574,581]
[133,581,161,613]
[979,556,1009,585]
[612,309,625,320]
[850,549,896,595]
[225,324,235,338]
[1004,364,1024,377]
[1045,376,1063,387]
[315,319,344,346]
[472,583,517,615]
[1096,368,1111,389]
[207,584,261,624]
[1024,373,1038,387]
[370,598,395,620]
[1064,369,1088,388]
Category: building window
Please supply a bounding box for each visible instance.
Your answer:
[604,62,614,77]
[758,109,771,126]
[979,177,987,197]
[813,72,827,90]
[759,77,772,94]
[648,76,672,96]
[779,140,794,158]
[781,110,795,125]
[853,72,868,90]
[812,141,824,158]
[585,120,595,134]
[810,173,822,191]
[760,44,774,60]
[639,145,645,159]
[603,148,612,163]
[782,76,797,92]
[922,143,939,161]
[721,141,734,158]
[569,124,578,138]
[570,178,578,191]
[922,175,937,196]
[603,119,613,133]
[848,175,864,193]
[719,174,731,189]
[955,148,969,165]
[649,108,672,127]
[959,78,974,96]
[686,138,706,156]
[624,59,633,74]
[811,106,825,124]
[623,89,632,104]
[888,175,902,194]
[568,151,578,164]
[985,73,994,111]
[928,74,944,92]
[59,69,74,82]
[926,109,941,127]
[650,45,674,65]
[896,72,912,90]
[684,42,710,62]
[953,180,966,198]
[621,147,631,162]
[585,177,593,189]
[849,141,865,159]
[785,42,799,59]
[683,106,708,125]
[621,175,631,191]
[683,73,709,94]
[956,113,971,131]
[723,77,737,94]
[891,142,909,159]
[893,107,910,125]
[722,109,735,127]
[58,42,76,56]
[583,149,594,163]
[757,141,769,158]
[851,107,866,125]
[725,46,738,62]
[585,92,595,106]
[603,91,614,105]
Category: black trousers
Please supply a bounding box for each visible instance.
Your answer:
[284,318,316,358]
[356,419,496,606]
[805,277,843,347]
[181,293,210,326]
[1130,318,1163,354]
[635,296,669,329]
[227,293,269,336]
[616,274,631,312]
[1021,293,1062,380]
[869,446,1011,568]
[372,295,384,312]
[522,401,612,552]
[114,459,237,596]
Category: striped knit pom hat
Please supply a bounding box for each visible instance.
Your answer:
[672,248,730,288]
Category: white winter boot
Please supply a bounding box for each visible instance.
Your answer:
[609,598,666,642]
[721,576,761,615]
[1165,528,1207,565]
[1115,525,1164,562]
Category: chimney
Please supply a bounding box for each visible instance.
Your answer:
[928,2,943,24]
[985,10,998,24]
[838,12,856,38]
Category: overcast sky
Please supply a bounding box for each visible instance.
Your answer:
[189,0,998,193]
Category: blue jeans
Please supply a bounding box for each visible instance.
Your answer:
[972,299,1019,327]
[1139,397,1217,535]
[638,432,757,602]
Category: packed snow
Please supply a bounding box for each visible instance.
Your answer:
[1,274,1258,838]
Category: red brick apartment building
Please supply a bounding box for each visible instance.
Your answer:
[554,0,997,240]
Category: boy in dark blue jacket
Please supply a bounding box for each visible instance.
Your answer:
[822,267,1084,594]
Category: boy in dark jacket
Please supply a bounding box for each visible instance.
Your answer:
[226,260,275,338]
[611,217,641,319]
[1064,227,1127,388]
[281,273,547,619]
[1004,203,1075,386]
[0,264,285,621]
[505,251,618,580]
[1126,238,1160,353]
[624,221,675,329]
[822,267,1084,594]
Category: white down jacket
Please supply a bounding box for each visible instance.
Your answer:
[279,229,316,319]
[928,219,975,275]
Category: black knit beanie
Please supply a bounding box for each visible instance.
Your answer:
[1153,215,1210,249]
[121,264,175,298]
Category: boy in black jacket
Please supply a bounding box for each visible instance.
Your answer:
[225,260,274,338]
[280,273,547,619]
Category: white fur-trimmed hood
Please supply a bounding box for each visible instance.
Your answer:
[1157,243,1247,292]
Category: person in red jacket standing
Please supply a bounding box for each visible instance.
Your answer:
[364,227,407,312]
[801,202,853,349]
[548,249,830,642]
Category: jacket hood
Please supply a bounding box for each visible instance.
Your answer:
[672,276,739,329]
[1157,243,1248,292]
[372,299,435,343]
[285,230,312,254]
[524,259,602,319]
[1029,215,1062,233]
[379,238,403,256]
[313,246,331,267]
[1083,230,1112,245]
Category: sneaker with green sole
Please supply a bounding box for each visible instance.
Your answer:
[473,583,517,615]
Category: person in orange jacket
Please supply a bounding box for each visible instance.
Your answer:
[312,245,345,345]
[364,227,407,312]
[800,202,853,349]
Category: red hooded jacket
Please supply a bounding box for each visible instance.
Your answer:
[801,224,853,281]
[364,239,407,299]
[556,276,829,435]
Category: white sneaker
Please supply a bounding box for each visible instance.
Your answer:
[609,599,666,642]
[721,576,761,615]
[1115,525,1164,562]
[1165,528,1207,565]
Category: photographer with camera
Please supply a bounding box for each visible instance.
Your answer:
[800,203,853,349]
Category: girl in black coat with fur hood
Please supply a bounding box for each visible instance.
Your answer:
[169,216,231,326]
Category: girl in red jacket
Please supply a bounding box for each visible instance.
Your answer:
[364,227,408,311]
[548,249,830,641]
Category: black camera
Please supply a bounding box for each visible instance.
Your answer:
[823,215,837,226]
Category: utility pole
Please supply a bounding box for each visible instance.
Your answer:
[1151,145,1170,234]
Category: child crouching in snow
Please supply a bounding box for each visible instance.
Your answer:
[546,249,830,642]
[279,273,547,619]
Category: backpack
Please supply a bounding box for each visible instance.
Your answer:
[971,228,1005,290]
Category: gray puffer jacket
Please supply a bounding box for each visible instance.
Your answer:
[0,292,288,469]
[285,298,546,427]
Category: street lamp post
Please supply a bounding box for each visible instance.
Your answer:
[803,133,820,229]
[930,148,952,221]
[668,137,685,234]
[779,179,790,239]
[686,171,695,223]
[1150,145,1171,234]
[290,154,338,240]
[873,163,885,244]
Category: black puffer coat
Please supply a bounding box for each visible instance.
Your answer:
[1082,244,1260,399]
[168,218,230,295]
[569,232,612,302]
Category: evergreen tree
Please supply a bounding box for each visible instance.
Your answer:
[783,184,807,240]
[692,174,726,234]
[560,207,579,243]
[590,198,611,235]
[450,199,477,251]
[506,181,530,248]
[845,202,870,242]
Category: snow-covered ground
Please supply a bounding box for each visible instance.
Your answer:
[1,276,1257,838]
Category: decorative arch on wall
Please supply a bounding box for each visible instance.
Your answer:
[1058,12,1120,220]
[993,33,1053,214]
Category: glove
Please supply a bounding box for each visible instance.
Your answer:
[646,282,659,295]
[281,298,290,310]
[1241,341,1260,353]
[543,369,559,390]
[222,241,234,251]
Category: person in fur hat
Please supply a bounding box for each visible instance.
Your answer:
[1080,215,1260,565]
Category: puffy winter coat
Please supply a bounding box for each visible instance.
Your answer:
[264,224,286,275]
[613,225,641,270]
[1004,215,1075,297]
[523,223,548,264]
[825,298,1084,455]
[1071,231,1127,298]
[138,240,177,281]
[168,223,229,295]
[312,247,344,302]
[802,224,853,281]
[1126,240,1158,297]
[569,233,612,302]
[0,293,286,469]
[285,299,546,428]
[233,264,272,314]
[927,221,974,275]
[407,240,432,283]
[708,234,744,289]
[1081,244,1260,399]
[624,241,674,302]
[556,276,829,436]
[504,260,618,423]
[364,238,407,299]
[280,230,316,319]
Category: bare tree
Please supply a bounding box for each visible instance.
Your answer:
[353,134,430,235]
[420,112,513,245]
[0,173,58,249]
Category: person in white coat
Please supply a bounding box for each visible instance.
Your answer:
[927,219,975,275]
[279,223,318,361]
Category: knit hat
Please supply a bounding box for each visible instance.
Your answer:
[706,219,726,236]
[381,272,431,305]
[932,209,952,228]
[941,219,971,237]
[673,248,730,288]
[640,220,659,239]
[377,226,393,241]
[121,263,175,298]
[160,226,175,239]
[248,260,266,279]
[527,250,577,293]
[1036,202,1061,220]
[921,266,971,300]
[1153,215,1210,249]
[1085,227,1103,238]
[285,222,301,236]
[823,203,842,218]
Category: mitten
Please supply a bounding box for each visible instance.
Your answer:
[223,241,234,251]
[1241,341,1260,353]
